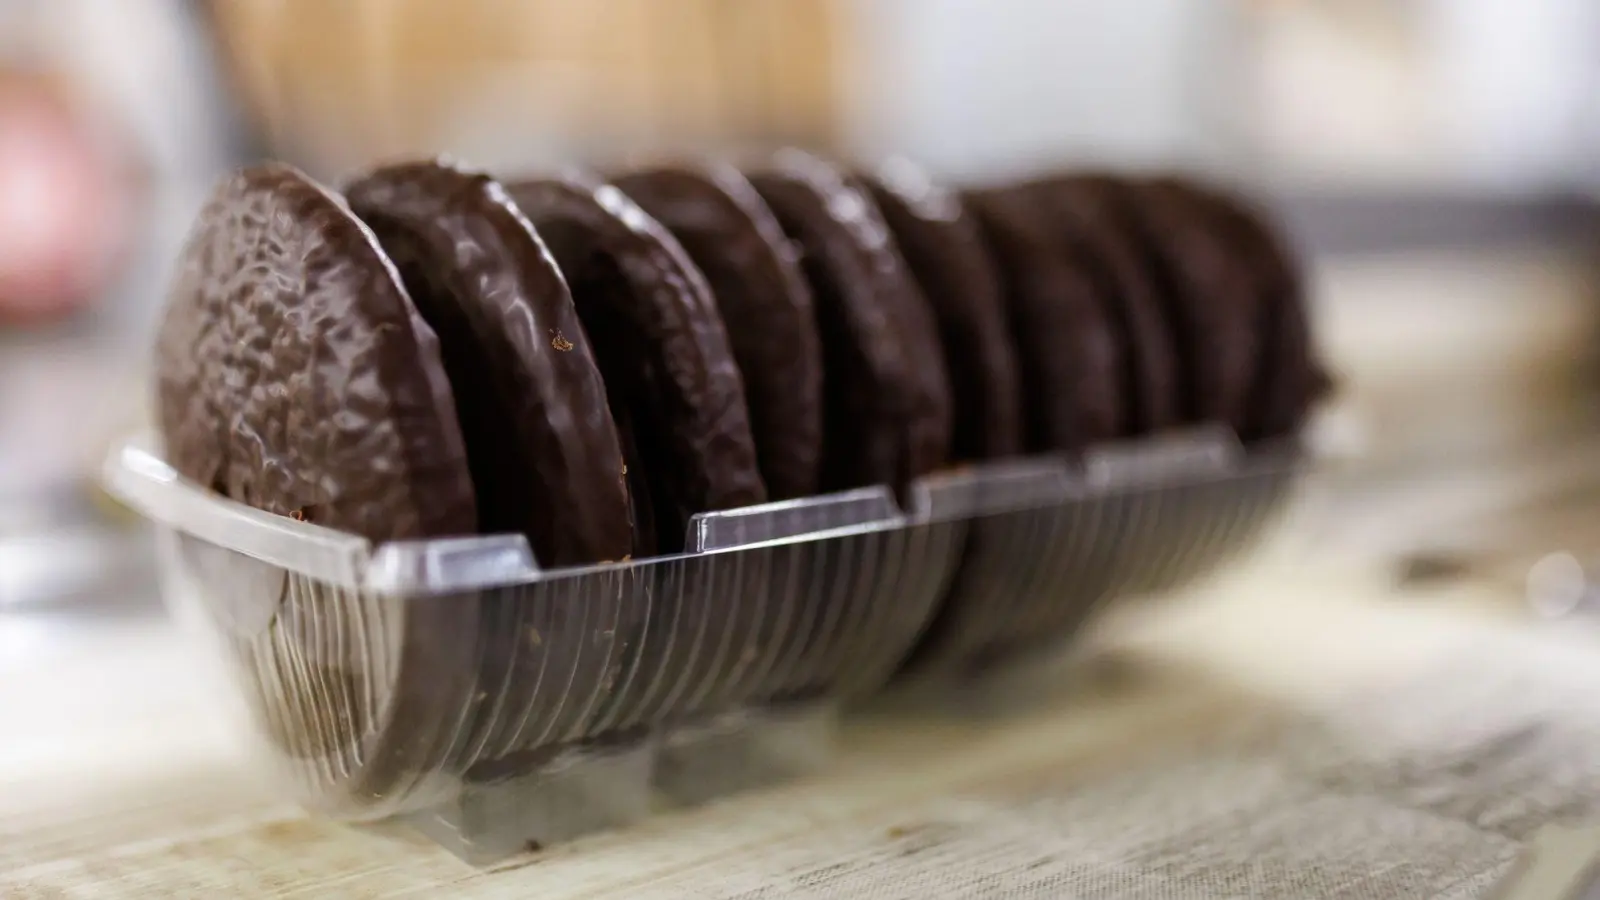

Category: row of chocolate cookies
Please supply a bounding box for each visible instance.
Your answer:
[154,151,927,567]
[152,152,1323,799]
[875,167,1328,467]
[151,153,953,789]
[157,160,760,567]
[155,151,1323,572]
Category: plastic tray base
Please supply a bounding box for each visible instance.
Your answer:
[405,741,655,864]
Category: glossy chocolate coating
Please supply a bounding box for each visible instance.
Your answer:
[749,150,954,493]
[509,174,766,556]
[864,161,1023,461]
[154,163,476,542]
[1114,177,1261,432]
[967,187,1122,453]
[345,160,633,567]
[614,164,824,500]
[1153,178,1328,440]
[1031,175,1182,435]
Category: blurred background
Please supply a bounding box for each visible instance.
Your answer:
[1,0,1599,610]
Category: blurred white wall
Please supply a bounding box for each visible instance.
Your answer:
[1421,0,1600,192]
[844,0,1600,191]
[845,0,1236,182]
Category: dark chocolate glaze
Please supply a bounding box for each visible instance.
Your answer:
[863,161,1023,461]
[154,163,476,542]
[966,187,1122,453]
[613,164,825,500]
[344,160,633,567]
[1151,177,1329,440]
[748,149,953,494]
[1031,175,1182,435]
[509,174,766,556]
[1110,177,1261,432]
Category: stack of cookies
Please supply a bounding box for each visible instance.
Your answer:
[154,149,1326,567]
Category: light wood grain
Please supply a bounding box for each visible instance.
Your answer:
[206,0,845,171]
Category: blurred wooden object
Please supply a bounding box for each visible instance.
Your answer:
[205,0,843,175]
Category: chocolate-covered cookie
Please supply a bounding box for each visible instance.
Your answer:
[613,163,824,499]
[345,160,633,566]
[1030,175,1182,435]
[966,186,1122,452]
[344,162,642,778]
[154,163,483,809]
[155,163,476,541]
[863,160,1023,461]
[748,150,953,493]
[1150,178,1328,440]
[1112,176,1261,431]
[509,174,766,555]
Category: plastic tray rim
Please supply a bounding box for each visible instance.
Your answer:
[103,426,1289,597]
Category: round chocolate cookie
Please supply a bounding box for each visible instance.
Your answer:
[612,163,825,500]
[1150,177,1328,440]
[1108,176,1261,432]
[1029,175,1182,435]
[508,174,766,556]
[747,149,954,494]
[345,159,633,567]
[862,159,1023,461]
[965,186,1122,453]
[154,163,482,811]
[345,162,643,782]
[155,163,476,541]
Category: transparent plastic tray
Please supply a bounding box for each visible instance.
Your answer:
[103,427,1301,862]
[896,428,1301,682]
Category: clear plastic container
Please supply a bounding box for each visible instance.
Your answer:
[103,427,1302,862]
[896,426,1301,681]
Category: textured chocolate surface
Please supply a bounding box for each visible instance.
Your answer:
[614,164,824,500]
[1115,178,1261,432]
[749,150,953,493]
[342,160,640,785]
[1034,175,1181,436]
[864,161,1023,461]
[510,174,766,556]
[345,160,632,567]
[967,187,1121,453]
[1154,178,1328,440]
[154,163,476,542]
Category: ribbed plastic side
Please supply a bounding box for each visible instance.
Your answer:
[108,429,1303,861]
